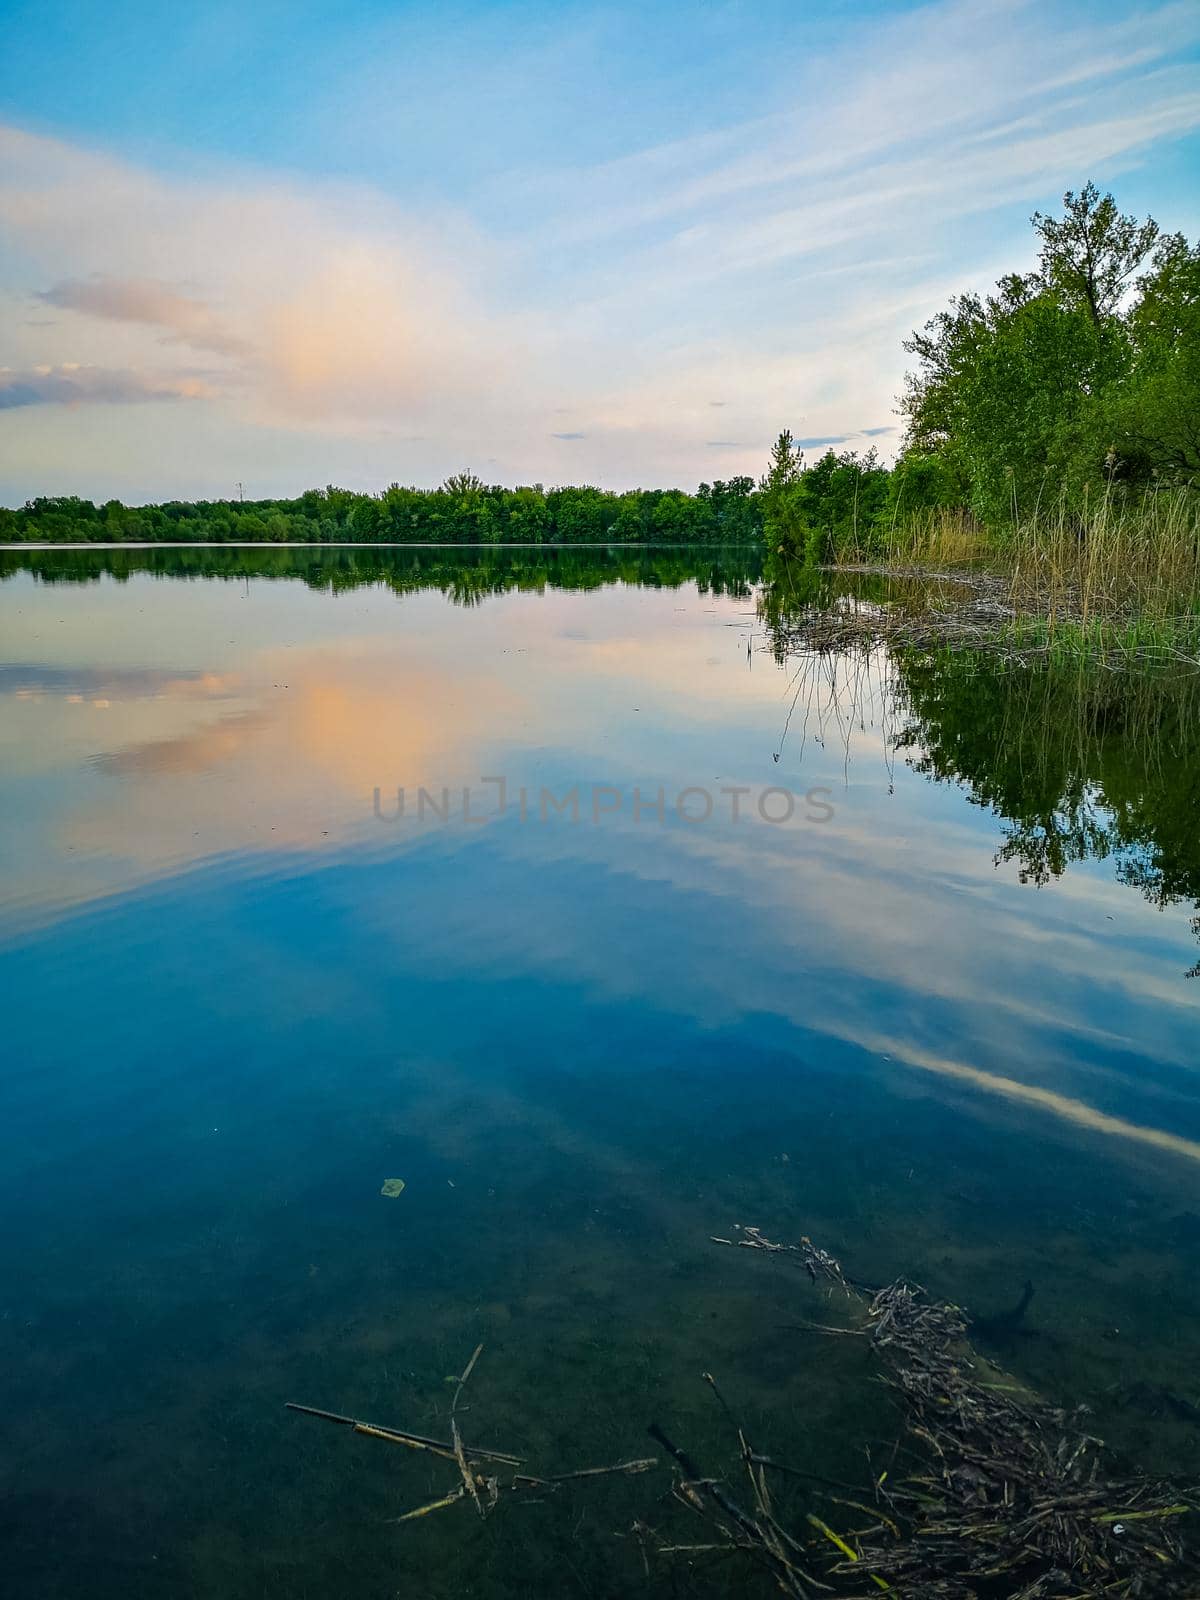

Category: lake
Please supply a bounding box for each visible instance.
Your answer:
[1,545,1198,1598]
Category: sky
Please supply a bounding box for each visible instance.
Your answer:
[0,0,1198,504]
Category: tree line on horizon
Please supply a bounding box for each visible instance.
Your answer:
[0,476,762,546]
[3,184,1195,555]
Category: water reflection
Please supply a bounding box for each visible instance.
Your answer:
[0,542,761,600]
[2,545,1199,1598]
[894,650,1200,974]
[0,547,760,930]
[3,545,1197,1155]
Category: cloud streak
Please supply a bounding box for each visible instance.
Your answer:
[0,363,214,409]
[37,276,249,356]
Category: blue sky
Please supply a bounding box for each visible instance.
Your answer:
[1,0,1198,502]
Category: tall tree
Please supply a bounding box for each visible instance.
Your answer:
[1031,182,1159,326]
[898,184,1187,521]
[758,430,807,552]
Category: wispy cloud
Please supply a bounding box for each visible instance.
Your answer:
[0,123,518,439]
[0,363,213,409]
[508,0,1200,262]
[37,276,249,356]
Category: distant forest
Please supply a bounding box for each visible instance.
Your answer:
[0,476,763,547]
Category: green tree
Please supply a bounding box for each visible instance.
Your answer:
[799,447,890,556]
[1093,233,1200,484]
[900,184,1196,521]
[758,430,807,553]
[903,237,1127,525]
[1031,182,1159,327]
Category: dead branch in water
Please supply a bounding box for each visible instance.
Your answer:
[716,1224,852,1291]
[283,1400,521,1466]
[288,1344,659,1528]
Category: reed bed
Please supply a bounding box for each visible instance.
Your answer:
[878,506,994,568]
[773,490,1200,669]
[1003,490,1200,650]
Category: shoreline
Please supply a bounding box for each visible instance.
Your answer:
[0,539,761,552]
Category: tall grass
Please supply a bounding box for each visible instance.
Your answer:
[878,506,990,567]
[874,487,1200,663]
[1003,488,1200,629]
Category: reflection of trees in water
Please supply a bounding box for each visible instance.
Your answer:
[893,652,1200,973]
[0,544,761,604]
[759,568,1200,973]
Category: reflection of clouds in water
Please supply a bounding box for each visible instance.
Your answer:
[90,709,271,776]
[2,637,522,931]
[334,776,1197,1168]
[0,662,243,702]
[4,568,1198,1181]
[324,832,1200,1182]
[79,649,521,796]
[454,769,1181,1055]
[846,1033,1200,1168]
[1,581,767,929]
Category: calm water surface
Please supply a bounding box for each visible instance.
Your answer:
[1,546,1198,1597]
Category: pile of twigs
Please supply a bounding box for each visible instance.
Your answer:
[857,1275,1195,1596]
[762,575,1020,661]
[643,1230,1199,1598]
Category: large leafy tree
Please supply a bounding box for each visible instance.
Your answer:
[900,185,1191,523]
[902,276,1119,524]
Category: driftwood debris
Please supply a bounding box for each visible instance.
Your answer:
[644,1228,1200,1597]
